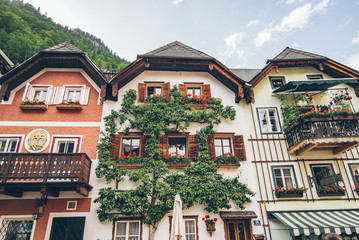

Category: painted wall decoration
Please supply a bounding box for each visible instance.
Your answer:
[24,129,50,153]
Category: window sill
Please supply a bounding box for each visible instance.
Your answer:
[216,162,240,168]
[275,192,303,198]
[20,104,47,111]
[56,104,82,111]
[317,191,345,197]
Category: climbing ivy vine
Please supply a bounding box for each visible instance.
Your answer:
[95,86,254,238]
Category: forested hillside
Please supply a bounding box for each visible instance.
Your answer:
[0,0,129,70]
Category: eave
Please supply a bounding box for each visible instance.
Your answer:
[0,52,107,102]
[110,57,246,103]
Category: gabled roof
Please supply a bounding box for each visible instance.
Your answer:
[230,69,262,82]
[110,41,249,103]
[250,47,359,90]
[0,49,14,75]
[0,42,107,102]
[267,47,326,63]
[138,41,212,60]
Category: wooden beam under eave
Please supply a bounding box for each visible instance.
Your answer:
[235,84,244,103]
[333,141,359,155]
[295,143,316,156]
[250,64,274,87]
[323,62,359,79]
[40,186,59,197]
[0,83,9,102]
[326,60,359,78]
[0,186,23,198]
[76,186,89,197]
[100,84,106,104]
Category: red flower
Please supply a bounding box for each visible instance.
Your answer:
[347,96,352,100]
[179,155,183,159]
[202,217,205,221]
[206,222,209,226]
[205,215,209,219]
[346,92,349,95]
[69,98,72,101]
[75,100,80,102]
[214,218,217,222]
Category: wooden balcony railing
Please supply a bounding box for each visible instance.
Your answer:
[0,153,92,197]
[284,116,359,155]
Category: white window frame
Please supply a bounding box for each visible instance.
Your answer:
[0,137,21,153]
[184,219,197,240]
[22,83,55,105]
[0,215,36,240]
[146,84,162,97]
[53,85,90,105]
[257,107,281,134]
[114,220,141,240]
[271,165,297,188]
[269,76,285,90]
[64,87,82,102]
[186,85,202,97]
[51,136,81,153]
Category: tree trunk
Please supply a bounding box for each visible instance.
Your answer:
[148,224,157,240]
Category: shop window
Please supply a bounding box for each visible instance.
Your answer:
[115,220,140,240]
[0,137,20,153]
[257,107,281,134]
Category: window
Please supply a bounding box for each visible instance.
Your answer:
[168,137,187,156]
[0,138,20,153]
[115,221,140,240]
[306,74,323,80]
[310,164,338,188]
[22,83,54,104]
[122,138,140,156]
[269,76,285,89]
[64,88,82,102]
[214,138,232,157]
[147,86,162,97]
[272,166,296,188]
[49,217,85,240]
[52,137,79,153]
[186,87,201,97]
[185,219,196,240]
[0,218,34,240]
[349,164,359,186]
[53,85,90,105]
[257,108,281,134]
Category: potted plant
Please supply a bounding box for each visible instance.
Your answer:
[317,185,346,197]
[118,152,142,169]
[56,99,82,111]
[216,153,240,168]
[20,98,47,110]
[272,185,307,198]
[181,94,210,109]
[202,215,217,236]
[295,93,312,107]
[330,90,352,109]
[164,152,190,168]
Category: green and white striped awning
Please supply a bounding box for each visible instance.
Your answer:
[272,210,359,236]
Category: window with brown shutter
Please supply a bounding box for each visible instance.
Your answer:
[207,134,246,161]
[233,135,246,161]
[137,82,171,102]
[110,133,144,161]
[188,135,198,159]
[179,84,211,100]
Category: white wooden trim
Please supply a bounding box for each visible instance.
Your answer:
[48,135,83,153]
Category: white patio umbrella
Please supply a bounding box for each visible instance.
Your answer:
[170,193,185,240]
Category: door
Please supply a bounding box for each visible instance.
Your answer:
[226,220,249,240]
[49,217,85,240]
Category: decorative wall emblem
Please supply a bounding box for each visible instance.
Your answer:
[24,129,50,153]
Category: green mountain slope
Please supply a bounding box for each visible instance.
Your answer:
[0,0,129,70]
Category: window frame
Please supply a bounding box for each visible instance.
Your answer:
[306,74,324,80]
[256,107,282,134]
[214,136,234,157]
[121,136,141,157]
[22,83,54,104]
[114,219,142,240]
[269,76,286,90]
[348,163,359,187]
[0,216,35,240]
[51,136,81,153]
[185,84,202,97]
[309,163,336,188]
[0,136,22,153]
[271,165,298,188]
[167,135,188,157]
[169,215,198,240]
[146,84,163,97]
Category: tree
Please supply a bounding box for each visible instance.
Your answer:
[95,86,254,240]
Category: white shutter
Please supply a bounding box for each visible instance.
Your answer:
[80,87,90,105]
[53,87,65,104]
[46,87,56,105]
[22,82,33,101]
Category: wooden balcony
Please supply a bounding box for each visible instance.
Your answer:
[0,153,92,197]
[285,116,359,155]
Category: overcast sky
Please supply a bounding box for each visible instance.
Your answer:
[24,0,359,70]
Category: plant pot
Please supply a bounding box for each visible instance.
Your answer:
[189,104,208,110]
[275,192,303,198]
[166,162,191,168]
[206,225,216,236]
[20,104,47,111]
[56,104,82,111]
[317,191,345,197]
[117,163,142,169]
[217,162,240,168]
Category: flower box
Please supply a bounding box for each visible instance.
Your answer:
[166,162,191,168]
[217,162,240,168]
[20,104,47,111]
[189,104,208,110]
[275,192,303,198]
[317,191,345,197]
[117,163,142,169]
[56,104,82,111]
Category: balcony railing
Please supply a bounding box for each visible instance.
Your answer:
[0,153,92,197]
[284,116,359,155]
